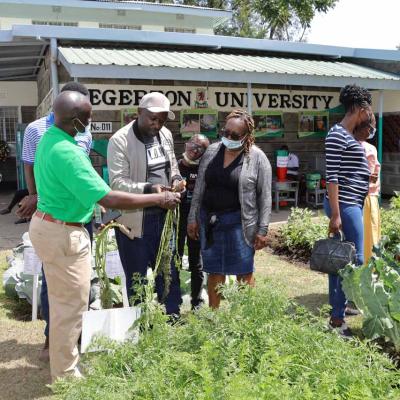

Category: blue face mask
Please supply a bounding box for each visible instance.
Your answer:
[221,136,244,150]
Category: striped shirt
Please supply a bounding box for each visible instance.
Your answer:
[22,112,92,164]
[325,123,370,207]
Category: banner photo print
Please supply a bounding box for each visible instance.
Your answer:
[180,109,218,138]
[298,111,329,138]
[120,108,138,128]
[253,111,284,138]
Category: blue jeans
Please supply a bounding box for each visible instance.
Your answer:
[115,211,182,315]
[324,197,364,320]
[40,221,93,337]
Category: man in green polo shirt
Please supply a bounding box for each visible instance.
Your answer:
[29,91,180,383]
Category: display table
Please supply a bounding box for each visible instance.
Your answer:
[306,187,326,208]
[271,180,299,212]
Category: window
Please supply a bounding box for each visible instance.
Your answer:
[0,107,18,142]
[99,23,141,30]
[164,27,196,34]
[32,20,78,27]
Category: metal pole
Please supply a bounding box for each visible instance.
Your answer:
[50,38,59,101]
[378,90,384,164]
[247,82,252,114]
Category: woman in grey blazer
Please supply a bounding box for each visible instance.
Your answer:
[187,109,272,308]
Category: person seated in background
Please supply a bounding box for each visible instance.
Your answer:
[353,114,380,264]
[0,188,29,224]
[280,145,299,181]
[177,134,210,310]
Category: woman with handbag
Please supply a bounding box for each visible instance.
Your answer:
[325,84,372,336]
[187,109,272,309]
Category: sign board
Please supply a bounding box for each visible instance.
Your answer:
[83,84,340,112]
[23,247,42,275]
[90,121,113,133]
[105,250,124,279]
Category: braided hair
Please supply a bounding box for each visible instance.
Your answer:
[339,84,372,113]
[225,109,255,154]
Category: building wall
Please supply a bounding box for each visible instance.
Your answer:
[381,153,400,196]
[14,60,400,196]
[0,8,215,34]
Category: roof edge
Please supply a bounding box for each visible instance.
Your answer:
[7,25,400,63]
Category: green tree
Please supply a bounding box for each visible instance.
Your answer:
[218,0,338,41]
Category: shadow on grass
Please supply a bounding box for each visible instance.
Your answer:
[0,291,34,321]
[293,292,329,316]
[0,339,52,399]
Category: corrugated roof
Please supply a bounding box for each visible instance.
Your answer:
[59,47,400,81]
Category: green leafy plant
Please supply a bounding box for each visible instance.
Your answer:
[154,208,181,300]
[390,191,400,210]
[278,207,329,260]
[94,222,124,309]
[341,237,400,350]
[54,280,400,399]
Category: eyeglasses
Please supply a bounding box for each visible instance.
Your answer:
[219,128,245,141]
[185,142,205,155]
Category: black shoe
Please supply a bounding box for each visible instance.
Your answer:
[328,319,353,338]
[167,313,182,326]
[14,218,28,224]
[0,208,11,215]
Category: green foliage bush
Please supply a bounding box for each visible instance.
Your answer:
[54,281,400,400]
[278,208,329,260]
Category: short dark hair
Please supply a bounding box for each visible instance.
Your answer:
[60,81,89,97]
[339,84,372,113]
[280,145,289,152]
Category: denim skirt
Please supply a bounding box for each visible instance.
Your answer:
[199,209,255,275]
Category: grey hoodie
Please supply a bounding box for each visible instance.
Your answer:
[188,142,272,247]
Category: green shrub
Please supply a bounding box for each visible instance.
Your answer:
[54,281,400,400]
[381,207,400,255]
[390,191,400,209]
[278,208,329,260]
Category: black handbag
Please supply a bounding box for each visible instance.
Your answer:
[310,231,356,275]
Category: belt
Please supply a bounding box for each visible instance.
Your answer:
[35,211,84,228]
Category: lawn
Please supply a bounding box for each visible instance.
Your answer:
[0,248,365,399]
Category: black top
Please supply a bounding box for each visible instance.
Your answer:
[133,120,170,188]
[203,145,243,213]
[178,159,199,212]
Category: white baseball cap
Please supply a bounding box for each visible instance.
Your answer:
[139,92,175,120]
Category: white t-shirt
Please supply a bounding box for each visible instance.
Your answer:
[287,153,299,175]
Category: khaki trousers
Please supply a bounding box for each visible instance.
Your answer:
[29,214,91,383]
[363,195,381,264]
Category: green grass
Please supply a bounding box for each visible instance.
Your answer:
[0,250,53,400]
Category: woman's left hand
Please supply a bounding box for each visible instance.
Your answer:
[254,234,268,250]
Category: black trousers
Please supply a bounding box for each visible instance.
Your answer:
[7,189,29,211]
[178,207,204,308]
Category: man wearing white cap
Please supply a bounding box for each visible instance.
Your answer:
[107,92,184,317]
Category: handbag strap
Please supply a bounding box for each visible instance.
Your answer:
[328,230,345,242]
